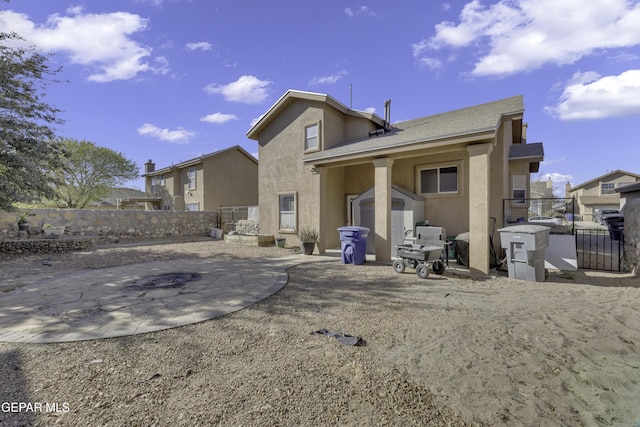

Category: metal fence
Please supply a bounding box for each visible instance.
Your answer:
[503,197,576,234]
[576,228,625,271]
[216,206,248,233]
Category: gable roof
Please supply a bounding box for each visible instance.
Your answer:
[246,90,385,140]
[303,95,524,164]
[143,145,257,177]
[569,169,640,191]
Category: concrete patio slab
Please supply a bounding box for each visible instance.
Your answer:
[0,255,334,344]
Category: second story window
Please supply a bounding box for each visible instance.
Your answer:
[151,177,159,194]
[305,123,319,151]
[188,168,196,190]
[601,182,615,194]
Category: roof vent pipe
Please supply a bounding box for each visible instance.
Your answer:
[384,99,391,131]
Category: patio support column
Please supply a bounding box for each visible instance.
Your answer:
[467,143,493,275]
[311,166,327,254]
[372,157,394,262]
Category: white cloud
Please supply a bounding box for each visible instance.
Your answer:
[309,71,349,85]
[186,41,212,51]
[414,0,640,76]
[200,112,238,124]
[545,69,640,120]
[249,115,264,128]
[137,123,195,144]
[204,75,272,104]
[344,6,377,18]
[0,9,160,82]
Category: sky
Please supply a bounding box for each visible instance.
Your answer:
[1,0,639,195]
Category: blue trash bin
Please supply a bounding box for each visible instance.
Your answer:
[337,226,369,265]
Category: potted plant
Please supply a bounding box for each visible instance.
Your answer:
[17,212,29,231]
[299,226,318,255]
[275,235,286,248]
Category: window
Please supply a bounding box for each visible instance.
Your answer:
[186,203,199,211]
[305,123,319,151]
[188,168,196,190]
[601,182,615,194]
[419,166,458,194]
[159,175,165,186]
[279,193,296,231]
[151,177,159,194]
[513,175,527,205]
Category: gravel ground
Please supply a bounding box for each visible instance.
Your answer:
[1,237,639,426]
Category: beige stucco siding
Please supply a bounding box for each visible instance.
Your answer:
[202,150,258,210]
[258,103,321,239]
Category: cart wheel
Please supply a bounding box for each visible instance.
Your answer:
[416,264,429,279]
[432,260,445,275]
[393,260,405,274]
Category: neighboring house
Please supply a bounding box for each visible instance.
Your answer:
[567,170,640,222]
[142,145,258,211]
[530,179,554,199]
[247,90,543,275]
[90,187,148,210]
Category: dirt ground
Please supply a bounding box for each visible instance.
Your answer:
[1,238,639,426]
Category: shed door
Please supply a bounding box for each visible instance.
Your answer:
[359,197,405,254]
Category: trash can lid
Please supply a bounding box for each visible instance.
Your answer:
[497,224,550,234]
[338,226,370,232]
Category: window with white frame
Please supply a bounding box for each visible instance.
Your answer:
[188,168,196,190]
[419,165,458,194]
[601,182,615,194]
[186,203,199,211]
[305,123,319,151]
[513,175,527,204]
[279,193,296,231]
[159,175,165,186]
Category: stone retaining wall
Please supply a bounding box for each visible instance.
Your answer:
[622,199,640,276]
[0,209,218,242]
[0,237,97,257]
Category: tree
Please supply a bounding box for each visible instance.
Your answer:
[54,139,139,208]
[0,31,66,211]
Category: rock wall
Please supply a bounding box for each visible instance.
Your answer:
[0,238,97,256]
[622,199,640,276]
[0,209,218,242]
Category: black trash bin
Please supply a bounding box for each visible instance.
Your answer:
[606,216,624,240]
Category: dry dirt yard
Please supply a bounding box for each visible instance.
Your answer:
[1,237,640,426]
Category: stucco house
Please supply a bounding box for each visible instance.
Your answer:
[142,145,258,211]
[567,170,640,222]
[247,90,543,274]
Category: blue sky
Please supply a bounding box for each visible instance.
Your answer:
[2,0,639,194]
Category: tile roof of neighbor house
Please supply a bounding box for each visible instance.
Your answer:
[569,169,640,191]
[142,145,257,177]
[303,94,525,164]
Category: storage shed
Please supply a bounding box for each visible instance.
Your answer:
[352,185,425,254]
